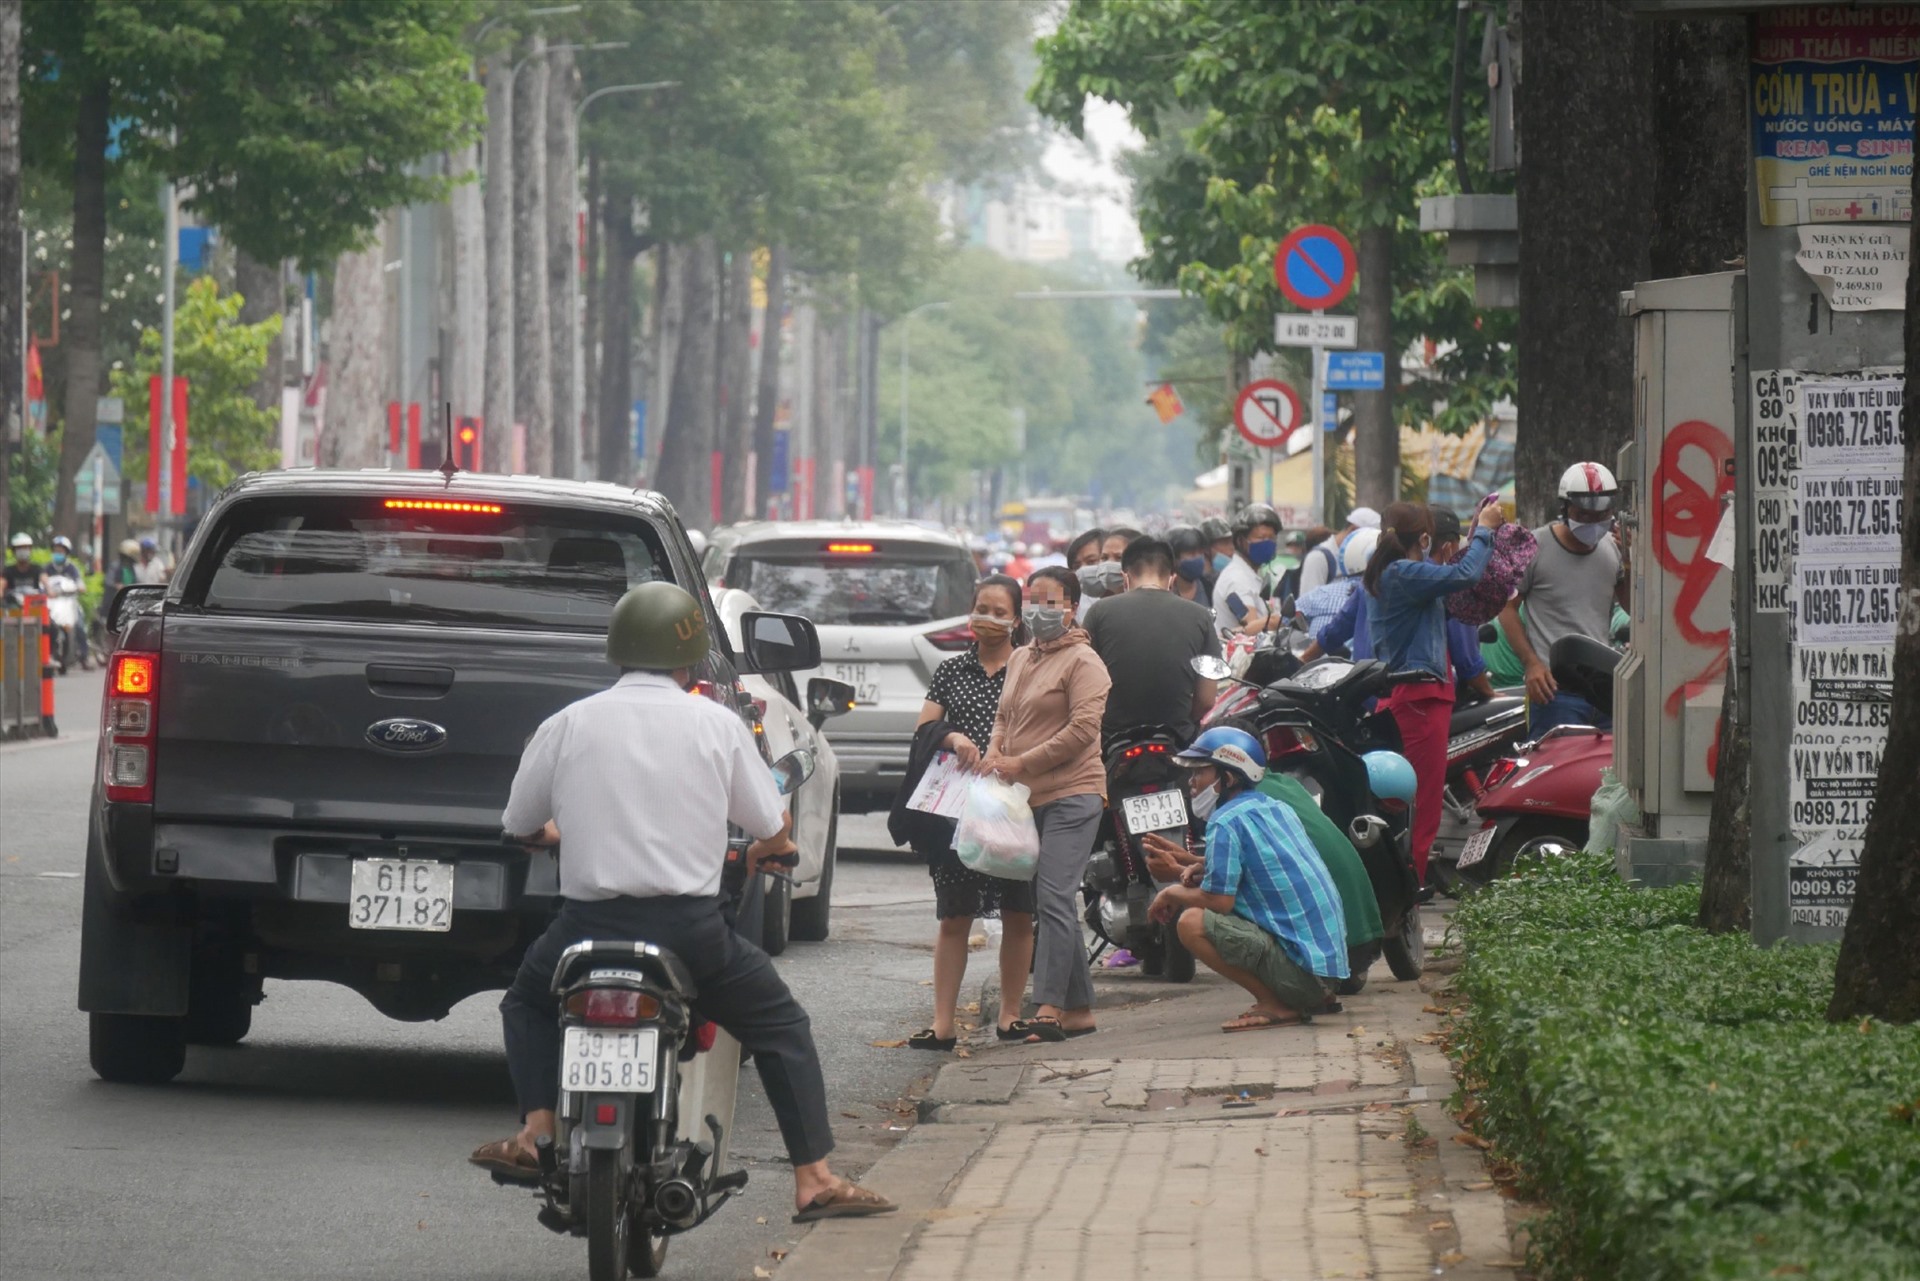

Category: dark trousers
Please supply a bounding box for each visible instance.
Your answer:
[500,895,835,1167]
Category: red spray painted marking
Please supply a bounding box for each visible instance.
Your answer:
[1649,421,1733,744]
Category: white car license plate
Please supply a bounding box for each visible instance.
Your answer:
[348,858,454,931]
[562,1026,659,1093]
[831,662,880,705]
[1121,790,1189,835]
[1457,826,1497,870]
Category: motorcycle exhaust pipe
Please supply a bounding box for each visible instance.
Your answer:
[655,1177,701,1229]
[1349,815,1389,850]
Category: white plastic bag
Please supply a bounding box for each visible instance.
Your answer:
[954,776,1040,881]
[1585,766,1643,855]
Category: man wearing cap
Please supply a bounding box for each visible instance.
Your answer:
[1139,727,1348,1032]
[473,581,894,1223]
[1298,507,1380,597]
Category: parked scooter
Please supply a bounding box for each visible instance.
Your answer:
[497,749,814,1281]
[1196,653,1427,984]
[1454,635,1620,887]
[1423,689,1530,893]
[1083,723,1197,981]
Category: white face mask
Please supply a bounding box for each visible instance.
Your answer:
[1569,519,1612,548]
[1190,781,1220,821]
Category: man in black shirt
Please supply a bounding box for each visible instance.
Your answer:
[1083,536,1223,744]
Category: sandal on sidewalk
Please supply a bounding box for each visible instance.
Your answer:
[1011,1016,1065,1043]
[792,1183,897,1223]
[995,1024,1028,1042]
[1222,1010,1311,1033]
[469,1138,542,1184]
[907,1028,957,1052]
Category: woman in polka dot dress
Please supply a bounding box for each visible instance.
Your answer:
[907,575,1034,1050]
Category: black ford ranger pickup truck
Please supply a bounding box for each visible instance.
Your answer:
[80,469,822,1084]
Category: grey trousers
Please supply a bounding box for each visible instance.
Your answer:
[1029,793,1104,1010]
[500,895,835,1166]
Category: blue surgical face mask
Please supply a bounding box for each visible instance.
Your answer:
[1176,555,1208,582]
[51,551,67,565]
[1246,538,1278,568]
[1211,552,1231,574]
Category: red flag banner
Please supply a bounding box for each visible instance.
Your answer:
[147,375,190,515]
[1147,382,1184,424]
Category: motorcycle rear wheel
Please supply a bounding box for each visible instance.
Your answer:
[1161,926,1196,983]
[586,1148,630,1281]
[1382,904,1425,981]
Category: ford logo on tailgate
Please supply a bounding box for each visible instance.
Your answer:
[366,718,448,753]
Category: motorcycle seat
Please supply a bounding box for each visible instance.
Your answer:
[1548,634,1621,717]
[549,939,696,998]
[1449,693,1526,734]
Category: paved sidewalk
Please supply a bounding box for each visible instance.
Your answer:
[779,909,1526,1281]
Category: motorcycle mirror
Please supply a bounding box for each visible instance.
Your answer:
[1279,594,1297,617]
[769,748,817,796]
[1190,655,1233,681]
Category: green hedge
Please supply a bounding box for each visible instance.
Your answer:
[1449,854,1920,1281]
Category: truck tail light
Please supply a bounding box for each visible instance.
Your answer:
[103,646,160,803]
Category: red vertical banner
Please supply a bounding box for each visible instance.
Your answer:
[798,458,816,519]
[709,451,724,528]
[856,466,875,520]
[406,402,422,469]
[170,376,189,515]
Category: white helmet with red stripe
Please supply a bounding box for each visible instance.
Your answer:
[1557,462,1619,511]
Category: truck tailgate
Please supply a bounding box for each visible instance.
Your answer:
[154,614,609,831]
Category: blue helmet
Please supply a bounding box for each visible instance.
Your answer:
[1175,726,1266,786]
[1362,750,1417,805]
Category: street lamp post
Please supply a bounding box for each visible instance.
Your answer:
[897,300,948,519]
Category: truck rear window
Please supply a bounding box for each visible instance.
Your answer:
[726,551,973,625]
[185,496,673,630]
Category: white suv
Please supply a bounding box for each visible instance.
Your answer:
[704,521,977,811]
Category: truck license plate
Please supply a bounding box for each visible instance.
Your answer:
[562,1026,659,1093]
[1121,790,1189,835]
[1457,826,1497,870]
[831,662,880,705]
[347,858,454,931]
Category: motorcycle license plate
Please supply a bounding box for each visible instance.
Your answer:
[1457,826,1497,870]
[1120,790,1189,835]
[347,858,453,931]
[562,1026,659,1093]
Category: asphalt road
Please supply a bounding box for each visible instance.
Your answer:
[0,670,950,1281]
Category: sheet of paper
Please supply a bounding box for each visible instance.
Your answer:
[906,750,969,819]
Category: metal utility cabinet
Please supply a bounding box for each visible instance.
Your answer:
[1615,272,1742,877]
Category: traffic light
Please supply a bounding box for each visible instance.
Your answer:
[454,417,482,471]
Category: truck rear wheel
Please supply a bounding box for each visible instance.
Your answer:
[89,1012,186,1084]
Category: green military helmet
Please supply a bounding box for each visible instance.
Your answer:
[606,580,710,671]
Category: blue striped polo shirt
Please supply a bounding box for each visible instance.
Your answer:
[1201,789,1350,978]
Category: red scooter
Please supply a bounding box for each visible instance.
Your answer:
[1453,635,1619,887]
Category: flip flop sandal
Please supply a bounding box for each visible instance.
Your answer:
[469,1138,542,1184]
[907,1028,957,1051]
[1221,1011,1312,1033]
[1013,1017,1066,1044]
[995,1024,1028,1042]
[792,1183,897,1223]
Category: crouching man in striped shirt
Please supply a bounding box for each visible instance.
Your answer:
[1141,727,1349,1033]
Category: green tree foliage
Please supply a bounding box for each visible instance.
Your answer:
[882,249,1199,511]
[1032,0,1515,433]
[111,276,282,493]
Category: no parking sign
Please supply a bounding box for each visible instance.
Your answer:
[1274,224,1357,312]
[1233,379,1303,450]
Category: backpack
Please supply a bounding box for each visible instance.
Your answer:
[1447,500,1538,627]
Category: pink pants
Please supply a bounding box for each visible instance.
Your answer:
[1380,679,1456,883]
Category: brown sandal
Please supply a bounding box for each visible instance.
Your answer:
[469,1137,541,1183]
[792,1182,897,1223]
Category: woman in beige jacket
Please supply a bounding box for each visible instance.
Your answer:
[983,565,1111,1043]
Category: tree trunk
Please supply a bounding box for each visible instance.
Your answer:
[596,194,639,485]
[1698,662,1752,933]
[0,0,19,541]
[650,242,683,486]
[234,251,285,415]
[325,238,390,469]
[718,248,754,523]
[1646,19,1746,280]
[448,138,485,427]
[1351,106,1396,512]
[656,238,717,525]
[482,57,514,471]
[53,77,108,540]
[815,313,843,518]
[1828,157,1920,1026]
[1515,0,1650,527]
[512,35,551,475]
[752,243,787,517]
[545,48,577,478]
[582,148,600,479]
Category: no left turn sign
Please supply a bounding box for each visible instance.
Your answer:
[1233,379,1303,450]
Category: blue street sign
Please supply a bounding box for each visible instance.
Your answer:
[1322,392,1338,431]
[1325,351,1386,391]
[631,400,648,458]
[96,424,123,474]
[769,428,790,493]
